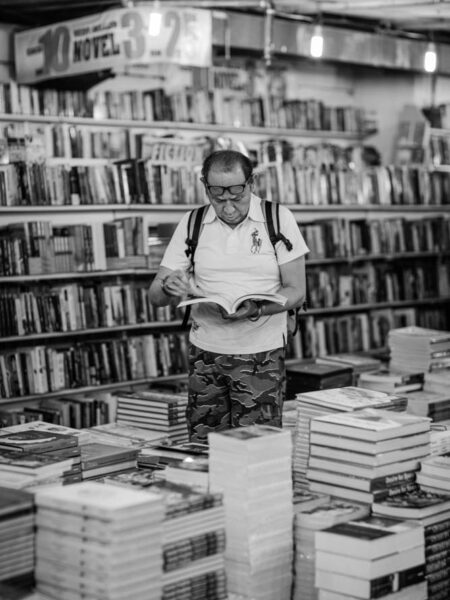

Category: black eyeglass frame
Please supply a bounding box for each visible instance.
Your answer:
[202,176,252,198]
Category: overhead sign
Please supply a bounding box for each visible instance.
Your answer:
[14,6,212,84]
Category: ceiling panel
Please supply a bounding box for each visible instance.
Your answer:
[0,0,449,40]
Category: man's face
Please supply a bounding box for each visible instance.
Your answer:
[203,165,252,227]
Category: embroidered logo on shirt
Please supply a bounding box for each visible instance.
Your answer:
[250,229,262,254]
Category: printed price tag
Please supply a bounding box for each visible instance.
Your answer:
[15,6,212,84]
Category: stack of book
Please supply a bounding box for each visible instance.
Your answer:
[314,515,426,600]
[388,326,450,373]
[0,446,82,490]
[358,368,424,394]
[102,477,227,600]
[209,425,293,600]
[416,454,450,493]
[406,389,450,421]
[163,457,209,493]
[154,482,226,600]
[292,386,407,491]
[430,426,450,455]
[0,487,35,584]
[292,496,369,600]
[286,359,353,397]
[0,420,91,445]
[80,442,139,480]
[87,422,169,448]
[423,369,450,395]
[316,353,382,385]
[34,481,165,600]
[137,443,210,491]
[0,428,81,489]
[307,408,431,504]
[115,390,189,444]
[137,442,209,470]
[373,489,450,600]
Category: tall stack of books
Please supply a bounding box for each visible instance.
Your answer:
[307,408,431,504]
[209,425,293,600]
[115,390,189,444]
[373,489,450,600]
[314,515,426,600]
[0,487,35,584]
[34,481,165,600]
[388,326,450,373]
[101,477,227,600]
[292,386,407,491]
[293,496,369,600]
[155,482,226,600]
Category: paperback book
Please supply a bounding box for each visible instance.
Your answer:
[177,292,286,316]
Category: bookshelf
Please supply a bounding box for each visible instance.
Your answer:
[0,76,449,407]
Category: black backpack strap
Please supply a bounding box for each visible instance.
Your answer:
[182,205,208,328]
[262,199,293,252]
[262,199,306,335]
[185,205,208,269]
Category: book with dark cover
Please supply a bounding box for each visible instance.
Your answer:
[80,443,138,470]
[0,429,78,453]
[0,486,34,517]
[315,515,424,559]
[287,360,353,396]
[372,489,450,519]
[0,448,80,473]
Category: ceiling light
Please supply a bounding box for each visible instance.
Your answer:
[424,41,437,73]
[310,24,324,59]
[148,1,162,37]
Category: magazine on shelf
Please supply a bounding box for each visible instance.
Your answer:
[177,292,286,315]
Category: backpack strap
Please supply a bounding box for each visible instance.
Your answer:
[262,199,293,252]
[182,205,208,328]
[262,200,306,336]
[185,204,209,269]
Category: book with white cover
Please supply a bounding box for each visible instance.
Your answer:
[34,481,164,519]
[310,408,430,441]
[309,443,430,467]
[315,544,424,579]
[307,456,421,480]
[317,580,427,600]
[177,292,286,315]
[296,386,400,411]
[309,430,430,455]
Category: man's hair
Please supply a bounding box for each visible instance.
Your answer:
[201,150,253,181]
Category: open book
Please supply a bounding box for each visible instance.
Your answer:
[177,292,286,315]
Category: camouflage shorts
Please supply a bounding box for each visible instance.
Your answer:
[187,344,286,443]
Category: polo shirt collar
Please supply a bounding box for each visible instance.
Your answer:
[202,194,264,224]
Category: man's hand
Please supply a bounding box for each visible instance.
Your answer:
[162,270,196,297]
[221,299,261,321]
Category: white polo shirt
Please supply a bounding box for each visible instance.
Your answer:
[161,195,309,354]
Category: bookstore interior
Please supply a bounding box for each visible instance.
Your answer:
[2,0,450,599]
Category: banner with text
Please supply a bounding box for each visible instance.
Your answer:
[14,6,212,84]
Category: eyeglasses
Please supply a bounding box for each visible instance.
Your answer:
[203,177,251,197]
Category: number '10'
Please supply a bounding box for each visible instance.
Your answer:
[38,26,70,75]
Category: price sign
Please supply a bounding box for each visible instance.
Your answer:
[14,6,212,84]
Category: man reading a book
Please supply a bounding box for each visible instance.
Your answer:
[149,149,309,443]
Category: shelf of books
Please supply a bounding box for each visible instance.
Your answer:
[0,72,449,409]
